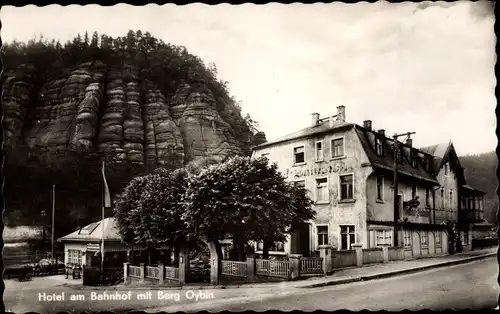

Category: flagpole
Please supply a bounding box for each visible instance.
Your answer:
[101,161,105,283]
[51,185,55,262]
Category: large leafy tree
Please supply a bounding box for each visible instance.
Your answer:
[182,156,316,261]
[113,168,189,253]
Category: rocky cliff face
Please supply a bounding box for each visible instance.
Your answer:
[3,61,264,167]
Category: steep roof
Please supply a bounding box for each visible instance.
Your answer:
[253,120,353,150]
[355,126,439,184]
[420,142,449,157]
[461,184,486,195]
[58,217,121,242]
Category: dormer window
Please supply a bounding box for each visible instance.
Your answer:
[411,150,418,168]
[396,147,403,163]
[376,138,383,156]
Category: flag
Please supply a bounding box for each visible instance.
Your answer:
[102,161,111,208]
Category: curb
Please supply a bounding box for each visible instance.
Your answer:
[301,252,496,289]
[59,251,496,291]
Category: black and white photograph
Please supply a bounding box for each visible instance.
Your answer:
[1,1,498,313]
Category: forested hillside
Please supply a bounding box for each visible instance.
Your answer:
[1,30,266,237]
[459,151,498,224]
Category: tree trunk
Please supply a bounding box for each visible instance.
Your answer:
[232,230,246,261]
[174,247,180,267]
[165,248,172,266]
[263,238,271,259]
[212,237,223,277]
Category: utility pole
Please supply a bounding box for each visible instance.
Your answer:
[393,132,415,247]
[51,184,55,262]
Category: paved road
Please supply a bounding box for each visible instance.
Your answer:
[4,257,498,313]
[160,256,499,312]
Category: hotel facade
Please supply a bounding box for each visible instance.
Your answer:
[251,106,487,258]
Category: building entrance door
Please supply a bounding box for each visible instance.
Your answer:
[291,223,311,257]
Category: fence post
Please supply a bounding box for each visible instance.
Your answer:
[319,245,334,275]
[158,263,164,284]
[123,262,130,284]
[380,244,390,263]
[351,244,363,267]
[178,247,189,285]
[246,257,255,283]
[139,263,145,283]
[288,254,302,280]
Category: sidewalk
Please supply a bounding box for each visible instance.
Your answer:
[65,247,496,292]
[139,247,497,313]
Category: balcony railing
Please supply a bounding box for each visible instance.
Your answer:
[459,210,483,223]
[403,206,430,217]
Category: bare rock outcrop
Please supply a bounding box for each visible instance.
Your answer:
[2,65,36,148]
[25,62,106,152]
[170,82,242,164]
[3,62,261,168]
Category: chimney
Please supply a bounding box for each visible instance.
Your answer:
[337,105,345,122]
[378,129,385,137]
[406,138,413,147]
[363,120,372,130]
[311,113,320,126]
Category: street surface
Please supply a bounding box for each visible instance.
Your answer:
[3,256,498,313]
[155,256,499,312]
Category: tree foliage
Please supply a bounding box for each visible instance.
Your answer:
[182,156,315,259]
[113,168,189,248]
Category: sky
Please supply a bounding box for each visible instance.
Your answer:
[1,1,496,156]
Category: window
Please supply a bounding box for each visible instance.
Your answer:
[317,226,329,246]
[331,138,344,158]
[340,225,355,250]
[468,198,473,210]
[294,180,306,190]
[425,188,430,208]
[375,230,392,246]
[376,175,384,201]
[316,178,329,203]
[411,184,417,200]
[340,174,354,200]
[315,141,323,161]
[404,231,412,248]
[421,231,428,246]
[376,138,383,156]
[444,163,448,175]
[410,150,418,168]
[293,146,305,164]
[441,188,445,209]
[68,249,82,265]
[435,232,441,246]
[463,231,469,245]
[396,147,403,163]
[449,189,453,210]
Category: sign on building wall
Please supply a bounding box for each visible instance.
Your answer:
[284,160,353,179]
[86,243,100,251]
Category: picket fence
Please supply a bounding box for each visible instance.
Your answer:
[300,257,323,275]
[255,259,290,278]
[221,260,247,277]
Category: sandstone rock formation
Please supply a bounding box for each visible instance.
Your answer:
[2,64,36,148]
[3,61,264,167]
